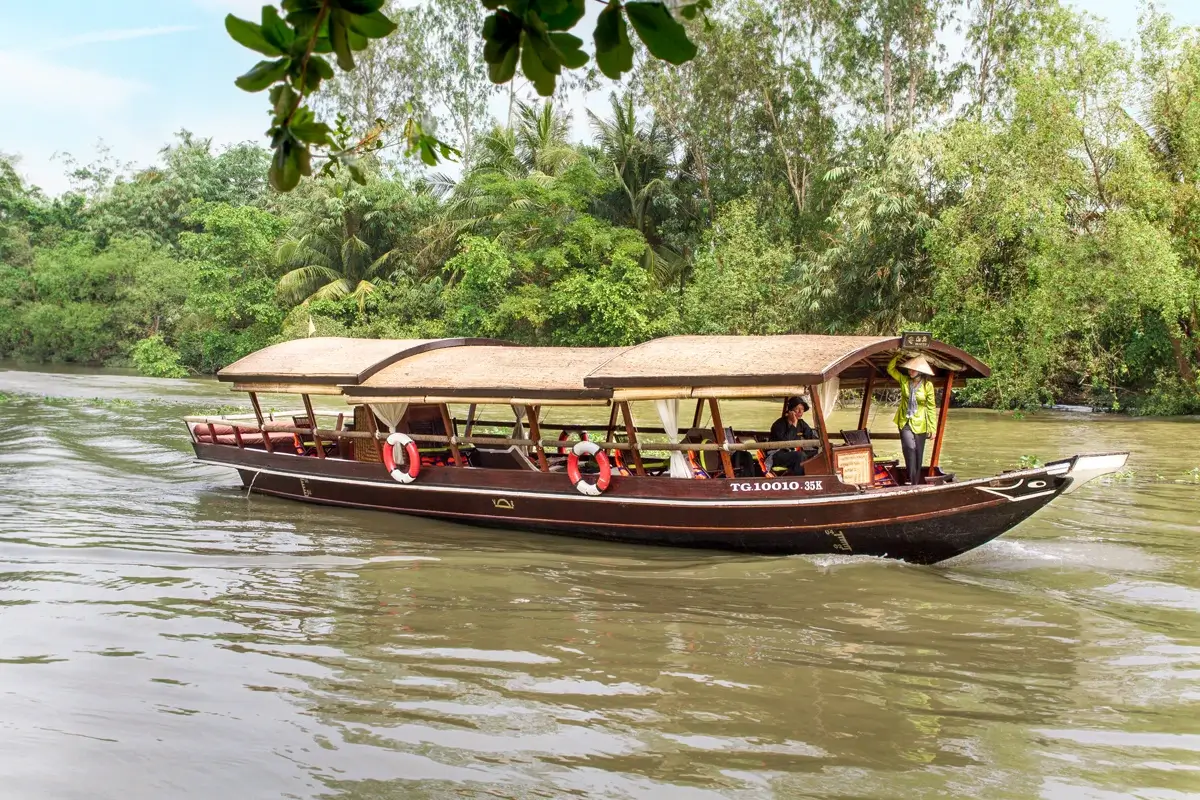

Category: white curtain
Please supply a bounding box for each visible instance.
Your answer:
[654,398,693,479]
[371,402,408,432]
[511,404,526,439]
[816,378,840,421]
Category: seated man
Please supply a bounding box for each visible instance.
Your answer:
[766,396,819,474]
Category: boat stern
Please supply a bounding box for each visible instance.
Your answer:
[1045,452,1129,494]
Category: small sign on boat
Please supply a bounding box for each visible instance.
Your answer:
[901,330,933,349]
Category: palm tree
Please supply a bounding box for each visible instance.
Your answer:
[419,101,579,264]
[588,91,692,289]
[276,180,407,311]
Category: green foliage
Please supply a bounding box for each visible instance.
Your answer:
[684,198,796,335]
[4,0,1198,418]
[225,1,703,190]
[131,335,189,378]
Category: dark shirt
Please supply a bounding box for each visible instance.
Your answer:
[769,416,817,448]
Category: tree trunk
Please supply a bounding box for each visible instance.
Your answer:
[883,23,895,134]
[763,90,807,221]
[1169,331,1197,386]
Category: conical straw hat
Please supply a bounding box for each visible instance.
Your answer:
[901,354,936,376]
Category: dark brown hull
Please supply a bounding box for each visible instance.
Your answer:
[193,444,1096,564]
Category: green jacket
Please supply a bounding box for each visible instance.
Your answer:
[888,354,938,435]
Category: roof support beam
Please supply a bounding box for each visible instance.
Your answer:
[930,372,954,469]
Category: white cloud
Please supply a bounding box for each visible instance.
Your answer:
[25,26,196,53]
[0,51,144,113]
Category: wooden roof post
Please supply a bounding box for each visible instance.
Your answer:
[691,398,705,429]
[857,367,876,431]
[604,402,619,444]
[707,398,735,478]
[929,372,955,469]
[464,403,478,437]
[302,394,325,459]
[249,391,272,453]
[619,401,646,476]
[808,385,833,467]
[524,404,549,472]
[439,403,464,467]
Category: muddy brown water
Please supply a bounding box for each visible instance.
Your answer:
[0,365,1198,799]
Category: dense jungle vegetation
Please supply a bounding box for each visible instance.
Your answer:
[1,0,1199,413]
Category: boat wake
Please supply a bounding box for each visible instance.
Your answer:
[939,537,1163,573]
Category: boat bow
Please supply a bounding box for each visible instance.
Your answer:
[1046,452,1129,494]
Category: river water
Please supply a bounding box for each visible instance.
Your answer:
[0,366,1198,799]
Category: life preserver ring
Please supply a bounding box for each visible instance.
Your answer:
[381,432,421,484]
[567,440,611,496]
[557,427,590,454]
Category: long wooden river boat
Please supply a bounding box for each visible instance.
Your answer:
[187,334,1127,564]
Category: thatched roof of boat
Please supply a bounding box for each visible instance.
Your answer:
[344,346,625,401]
[217,337,511,387]
[584,335,990,389]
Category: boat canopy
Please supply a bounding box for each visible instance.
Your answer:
[216,336,510,394]
[343,345,625,405]
[218,334,989,400]
[584,335,990,392]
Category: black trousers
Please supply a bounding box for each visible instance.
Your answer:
[771,449,806,475]
[900,424,927,485]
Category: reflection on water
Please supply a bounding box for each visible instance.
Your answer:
[1,366,1198,798]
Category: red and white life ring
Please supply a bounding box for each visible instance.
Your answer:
[557,427,589,454]
[567,440,611,496]
[381,432,421,484]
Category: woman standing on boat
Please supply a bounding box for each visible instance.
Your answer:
[888,353,938,485]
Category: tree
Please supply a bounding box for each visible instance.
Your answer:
[275,172,435,309]
[223,0,710,191]
[683,197,796,335]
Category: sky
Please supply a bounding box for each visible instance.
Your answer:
[2,0,1198,196]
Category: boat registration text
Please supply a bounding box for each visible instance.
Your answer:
[730,479,824,493]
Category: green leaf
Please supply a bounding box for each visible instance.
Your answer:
[540,0,585,31]
[488,40,520,83]
[270,140,304,191]
[330,13,354,71]
[225,14,282,56]
[345,10,397,38]
[521,32,559,96]
[418,141,436,165]
[624,2,696,64]
[235,57,291,92]
[260,6,295,51]
[292,120,334,146]
[594,1,633,80]
[299,54,335,91]
[481,0,503,8]
[483,11,522,62]
[549,32,587,69]
[270,83,299,118]
[678,0,711,21]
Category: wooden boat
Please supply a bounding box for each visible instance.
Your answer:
[186,334,1127,564]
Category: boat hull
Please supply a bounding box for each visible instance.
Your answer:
[194,445,1121,564]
